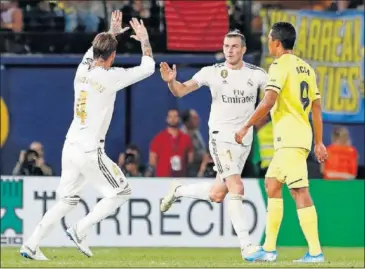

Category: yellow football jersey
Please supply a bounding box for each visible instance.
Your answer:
[265,54,321,151]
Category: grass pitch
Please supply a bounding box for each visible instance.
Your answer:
[1,247,364,268]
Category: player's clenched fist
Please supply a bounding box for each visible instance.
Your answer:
[160,62,176,83]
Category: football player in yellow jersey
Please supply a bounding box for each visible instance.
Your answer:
[235,22,328,263]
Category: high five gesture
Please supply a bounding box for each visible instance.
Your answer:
[109,10,130,36]
[129,18,153,57]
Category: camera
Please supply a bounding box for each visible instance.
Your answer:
[20,149,43,175]
[23,149,39,166]
[124,153,137,165]
[203,162,216,178]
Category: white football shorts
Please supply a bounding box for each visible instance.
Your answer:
[209,132,251,181]
[57,141,129,198]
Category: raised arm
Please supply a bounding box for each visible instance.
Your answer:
[129,18,153,58]
[108,15,155,91]
[160,62,201,98]
[81,10,130,65]
[110,57,155,91]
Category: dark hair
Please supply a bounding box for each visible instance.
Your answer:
[167,108,180,115]
[225,29,246,47]
[92,32,118,60]
[270,22,296,50]
[126,144,139,151]
[180,109,191,124]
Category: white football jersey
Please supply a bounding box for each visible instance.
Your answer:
[65,47,155,151]
[192,62,268,145]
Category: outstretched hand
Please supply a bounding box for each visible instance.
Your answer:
[109,10,130,36]
[160,62,177,83]
[129,17,149,42]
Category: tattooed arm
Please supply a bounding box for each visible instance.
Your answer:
[107,17,155,92]
[141,38,153,58]
[129,17,153,58]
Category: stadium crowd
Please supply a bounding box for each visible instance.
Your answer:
[2,0,364,54]
[2,0,364,180]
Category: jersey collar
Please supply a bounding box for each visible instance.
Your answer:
[224,61,245,70]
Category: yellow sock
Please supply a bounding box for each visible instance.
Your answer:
[263,198,283,251]
[297,206,322,256]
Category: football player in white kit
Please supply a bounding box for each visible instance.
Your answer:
[20,11,155,260]
[159,30,268,259]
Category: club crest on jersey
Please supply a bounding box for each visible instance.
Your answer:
[221,70,228,79]
[247,79,254,87]
[112,164,121,176]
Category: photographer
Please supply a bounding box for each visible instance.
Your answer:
[12,141,53,176]
[122,153,143,177]
[118,144,145,175]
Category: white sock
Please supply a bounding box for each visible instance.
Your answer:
[227,193,252,249]
[175,182,212,201]
[26,199,77,250]
[76,195,129,238]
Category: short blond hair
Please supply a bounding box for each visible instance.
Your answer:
[225,29,246,47]
[92,32,118,60]
[331,126,351,145]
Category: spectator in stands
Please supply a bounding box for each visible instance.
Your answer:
[0,0,23,32]
[76,1,102,33]
[59,1,101,33]
[12,141,53,176]
[180,109,207,177]
[197,152,216,178]
[63,1,100,33]
[0,0,24,53]
[105,1,126,21]
[322,126,358,180]
[118,144,145,175]
[58,1,77,32]
[147,109,193,178]
[336,0,364,10]
[121,0,151,27]
[24,0,64,32]
[122,152,143,177]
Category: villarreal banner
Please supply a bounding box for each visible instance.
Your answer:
[259,9,364,123]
